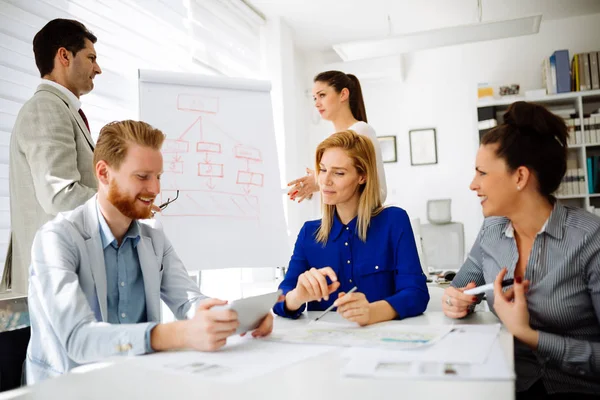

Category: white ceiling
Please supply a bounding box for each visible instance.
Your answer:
[248,0,600,52]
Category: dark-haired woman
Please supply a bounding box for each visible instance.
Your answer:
[287,71,387,203]
[442,101,600,399]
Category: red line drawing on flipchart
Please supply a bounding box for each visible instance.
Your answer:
[160,94,265,218]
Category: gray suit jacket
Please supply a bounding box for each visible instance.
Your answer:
[26,196,206,383]
[5,83,97,294]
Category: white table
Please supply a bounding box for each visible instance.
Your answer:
[0,311,514,400]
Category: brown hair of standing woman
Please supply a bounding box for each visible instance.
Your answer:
[314,71,368,123]
[481,101,569,201]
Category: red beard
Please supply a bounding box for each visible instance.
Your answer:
[108,179,154,220]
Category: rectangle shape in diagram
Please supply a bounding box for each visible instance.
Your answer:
[237,171,264,186]
[177,94,219,113]
[251,173,264,186]
[198,163,224,177]
[234,146,261,161]
[196,142,222,153]
[163,139,189,153]
[165,161,183,174]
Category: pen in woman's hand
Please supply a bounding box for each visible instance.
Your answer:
[313,286,357,322]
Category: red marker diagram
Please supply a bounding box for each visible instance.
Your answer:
[160,94,266,219]
[235,145,263,195]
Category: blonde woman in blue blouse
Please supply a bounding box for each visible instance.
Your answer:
[275,130,428,325]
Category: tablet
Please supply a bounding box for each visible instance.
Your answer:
[213,290,282,334]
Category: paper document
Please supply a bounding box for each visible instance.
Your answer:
[342,337,513,381]
[267,321,453,350]
[341,324,501,364]
[130,335,336,383]
[341,324,513,381]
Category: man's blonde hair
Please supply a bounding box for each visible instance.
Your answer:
[93,120,165,169]
[314,130,382,244]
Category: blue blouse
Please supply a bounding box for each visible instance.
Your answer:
[274,207,429,319]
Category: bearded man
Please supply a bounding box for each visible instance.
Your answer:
[25,120,275,384]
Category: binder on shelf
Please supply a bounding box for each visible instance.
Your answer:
[594,156,600,194]
[575,123,582,144]
[553,50,571,93]
[578,54,586,91]
[579,168,586,195]
[549,54,558,94]
[590,52,600,90]
[542,57,554,95]
[587,157,594,194]
[560,169,585,195]
[572,54,580,92]
[585,117,591,144]
[583,53,592,91]
[566,118,576,146]
[592,115,600,144]
[592,118,596,145]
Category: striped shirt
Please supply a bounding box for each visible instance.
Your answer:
[452,201,600,395]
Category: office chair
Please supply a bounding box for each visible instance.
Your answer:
[409,218,429,278]
[420,199,465,271]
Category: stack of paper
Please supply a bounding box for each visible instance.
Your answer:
[340,324,514,381]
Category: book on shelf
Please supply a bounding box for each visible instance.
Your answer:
[551,107,600,147]
[584,53,592,91]
[591,52,600,90]
[587,157,594,193]
[572,54,579,92]
[585,156,600,195]
[565,117,577,146]
[554,50,571,93]
[576,53,588,92]
[570,51,600,92]
[557,168,586,196]
[553,109,578,146]
[542,57,555,95]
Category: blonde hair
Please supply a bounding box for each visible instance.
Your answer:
[94,120,165,169]
[314,130,382,244]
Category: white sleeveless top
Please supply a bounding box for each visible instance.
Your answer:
[348,121,387,203]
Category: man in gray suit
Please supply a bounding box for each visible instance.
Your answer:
[4,19,102,295]
[26,120,275,383]
[0,19,101,392]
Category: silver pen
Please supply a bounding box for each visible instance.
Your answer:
[313,286,358,322]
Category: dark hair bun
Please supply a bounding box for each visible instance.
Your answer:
[482,100,569,201]
[503,101,567,147]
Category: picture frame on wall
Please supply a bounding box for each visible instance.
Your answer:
[409,128,437,166]
[377,136,397,163]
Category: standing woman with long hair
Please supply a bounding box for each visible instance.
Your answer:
[287,71,387,204]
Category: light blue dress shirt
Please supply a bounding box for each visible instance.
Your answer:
[96,204,156,351]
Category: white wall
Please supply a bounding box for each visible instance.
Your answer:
[302,13,600,254]
[262,17,316,249]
